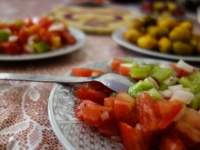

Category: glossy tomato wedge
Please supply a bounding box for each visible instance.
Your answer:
[110,58,124,72]
[119,122,151,150]
[75,86,106,104]
[75,100,114,127]
[136,92,160,132]
[156,100,184,129]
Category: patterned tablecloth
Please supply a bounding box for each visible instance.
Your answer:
[0,0,199,150]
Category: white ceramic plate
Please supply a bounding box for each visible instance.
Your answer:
[0,27,86,61]
[48,57,173,150]
[112,27,200,62]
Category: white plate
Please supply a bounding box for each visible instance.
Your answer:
[0,27,86,61]
[48,57,173,150]
[112,27,200,62]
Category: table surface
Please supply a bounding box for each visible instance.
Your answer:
[0,0,200,150]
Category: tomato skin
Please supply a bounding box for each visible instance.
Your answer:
[38,17,53,28]
[75,86,106,104]
[156,100,184,129]
[170,63,194,78]
[136,92,160,132]
[0,42,22,54]
[111,58,124,72]
[72,68,93,77]
[158,130,188,150]
[61,31,76,44]
[18,27,29,44]
[119,122,151,150]
[80,100,114,126]
[118,65,131,77]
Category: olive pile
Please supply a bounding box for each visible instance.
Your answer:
[123,16,200,55]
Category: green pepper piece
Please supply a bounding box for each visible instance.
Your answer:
[33,41,50,53]
[0,30,10,42]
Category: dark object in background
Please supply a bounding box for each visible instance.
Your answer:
[183,0,200,13]
[111,0,141,4]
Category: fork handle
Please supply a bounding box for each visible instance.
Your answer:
[0,73,91,84]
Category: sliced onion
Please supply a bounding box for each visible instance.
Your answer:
[160,89,172,99]
[164,76,179,86]
[100,111,109,121]
[48,23,64,32]
[8,35,18,42]
[170,90,194,104]
[168,84,183,91]
[177,59,194,73]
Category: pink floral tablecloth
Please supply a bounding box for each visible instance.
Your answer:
[0,0,199,150]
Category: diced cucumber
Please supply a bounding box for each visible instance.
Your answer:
[127,77,159,98]
[130,66,151,79]
[146,88,164,101]
[0,29,10,42]
[151,67,174,83]
[189,91,200,110]
[190,84,200,94]
[187,71,200,84]
[160,82,168,91]
[33,41,50,53]
[178,77,192,88]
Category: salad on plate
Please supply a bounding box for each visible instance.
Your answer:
[0,17,76,55]
[71,58,200,150]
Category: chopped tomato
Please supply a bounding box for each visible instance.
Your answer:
[72,68,93,77]
[158,130,188,150]
[156,100,184,129]
[114,92,138,126]
[170,63,194,78]
[111,58,124,72]
[118,65,131,77]
[77,100,114,126]
[38,17,53,28]
[104,96,115,108]
[18,26,28,44]
[75,86,106,104]
[0,42,22,54]
[61,31,76,44]
[97,118,119,136]
[119,122,151,150]
[136,92,160,132]
[88,81,113,96]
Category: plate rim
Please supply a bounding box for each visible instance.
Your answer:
[48,57,178,150]
[0,26,86,61]
[112,27,200,62]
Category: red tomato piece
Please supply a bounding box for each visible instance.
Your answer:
[75,86,106,104]
[114,92,138,126]
[27,24,43,35]
[156,100,184,129]
[0,42,22,55]
[158,130,188,150]
[118,65,131,77]
[119,122,151,150]
[72,68,93,77]
[110,58,124,72]
[18,26,29,44]
[136,92,160,132]
[79,100,114,126]
[38,17,53,28]
[104,96,115,108]
[97,118,119,136]
[170,63,193,78]
[61,31,76,44]
[88,81,113,96]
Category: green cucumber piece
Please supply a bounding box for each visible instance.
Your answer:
[160,82,168,91]
[33,41,50,53]
[151,67,174,83]
[190,84,200,94]
[178,77,193,88]
[0,30,10,42]
[187,71,200,84]
[130,66,151,79]
[146,88,164,101]
[189,91,200,110]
